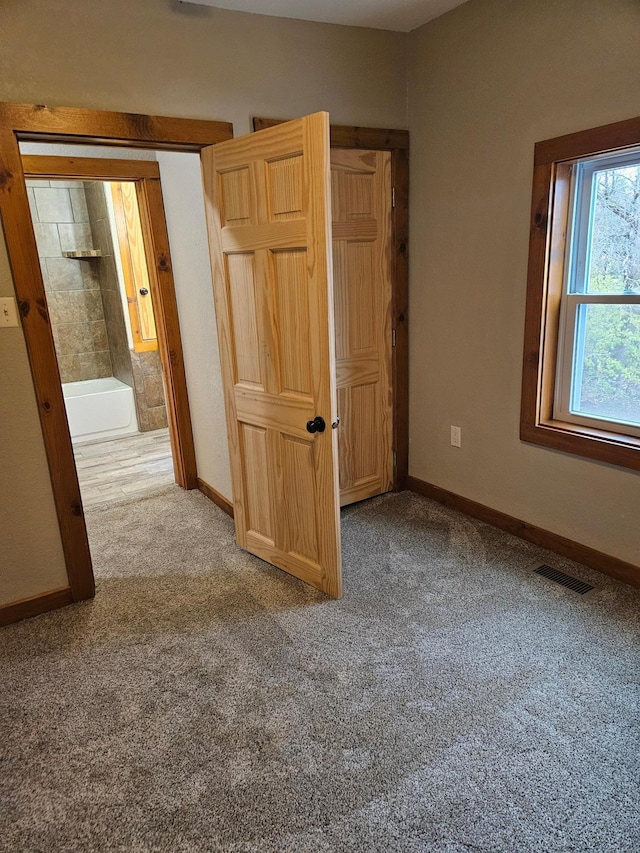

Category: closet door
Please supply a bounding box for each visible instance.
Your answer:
[201,113,342,598]
[331,149,393,506]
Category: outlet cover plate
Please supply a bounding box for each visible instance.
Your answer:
[0,297,19,328]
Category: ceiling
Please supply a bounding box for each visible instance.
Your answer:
[181,0,470,32]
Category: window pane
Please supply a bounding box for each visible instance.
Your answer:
[572,304,640,426]
[586,162,640,294]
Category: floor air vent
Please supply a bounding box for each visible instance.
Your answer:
[533,564,595,595]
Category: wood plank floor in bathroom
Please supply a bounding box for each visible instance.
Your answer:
[73,429,174,507]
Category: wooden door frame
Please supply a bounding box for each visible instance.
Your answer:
[253,118,409,490]
[21,153,197,501]
[0,103,233,619]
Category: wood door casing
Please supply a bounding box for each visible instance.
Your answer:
[331,149,393,506]
[201,113,343,598]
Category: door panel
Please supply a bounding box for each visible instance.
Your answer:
[241,424,273,539]
[226,253,261,385]
[273,249,313,394]
[331,149,393,506]
[201,113,342,598]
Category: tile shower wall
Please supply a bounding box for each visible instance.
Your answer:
[84,181,168,433]
[84,182,133,387]
[28,179,111,383]
[131,350,168,432]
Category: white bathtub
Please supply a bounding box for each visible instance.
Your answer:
[62,377,138,443]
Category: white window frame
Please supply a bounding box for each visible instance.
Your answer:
[554,149,640,439]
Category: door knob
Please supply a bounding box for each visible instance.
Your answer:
[306,416,326,434]
[139,288,149,296]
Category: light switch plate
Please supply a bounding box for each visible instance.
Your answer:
[0,297,19,328]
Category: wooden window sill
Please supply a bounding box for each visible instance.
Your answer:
[521,419,640,471]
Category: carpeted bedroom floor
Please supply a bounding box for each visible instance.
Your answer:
[1,487,638,852]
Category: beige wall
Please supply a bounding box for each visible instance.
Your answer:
[0,0,407,606]
[0,0,408,135]
[408,0,640,564]
[0,233,68,604]
[155,151,233,501]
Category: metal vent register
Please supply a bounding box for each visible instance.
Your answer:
[533,564,595,595]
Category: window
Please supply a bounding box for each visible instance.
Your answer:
[521,117,640,471]
[557,151,640,436]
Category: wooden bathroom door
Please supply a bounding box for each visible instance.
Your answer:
[200,113,343,598]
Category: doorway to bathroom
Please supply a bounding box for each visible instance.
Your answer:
[22,154,195,508]
[0,103,409,621]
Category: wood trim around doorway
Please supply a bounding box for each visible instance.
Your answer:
[252,117,410,490]
[20,155,162,181]
[0,103,234,623]
[22,155,198,492]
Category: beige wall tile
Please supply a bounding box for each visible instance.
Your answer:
[44,257,84,290]
[146,406,168,431]
[90,320,109,351]
[91,218,115,259]
[53,321,94,356]
[130,355,144,385]
[101,256,119,291]
[34,223,61,258]
[69,187,89,223]
[45,291,69,326]
[84,181,108,221]
[58,223,94,253]
[57,353,82,384]
[50,289,105,324]
[83,289,105,321]
[138,349,162,376]
[78,351,112,380]
[137,405,168,432]
[143,373,165,408]
[33,187,73,223]
[81,262,100,290]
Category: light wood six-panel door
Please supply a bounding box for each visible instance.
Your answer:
[331,149,393,506]
[201,113,342,598]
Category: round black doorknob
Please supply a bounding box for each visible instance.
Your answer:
[306,416,326,434]
[139,288,149,296]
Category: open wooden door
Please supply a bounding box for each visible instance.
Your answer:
[331,149,393,506]
[201,113,342,598]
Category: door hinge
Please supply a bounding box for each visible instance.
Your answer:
[392,328,396,347]
[393,450,397,468]
[392,186,396,208]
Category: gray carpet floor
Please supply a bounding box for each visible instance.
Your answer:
[1,487,639,852]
